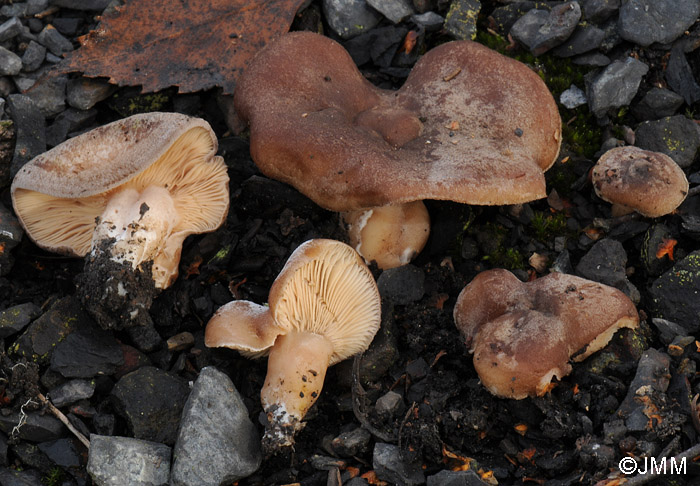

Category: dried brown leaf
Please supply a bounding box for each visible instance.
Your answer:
[57,0,306,94]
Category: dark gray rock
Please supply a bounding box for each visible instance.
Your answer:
[0,17,23,42]
[66,77,115,110]
[50,327,124,378]
[21,72,67,117]
[411,11,444,31]
[489,2,551,34]
[552,22,605,57]
[45,107,97,147]
[640,224,675,276]
[575,239,638,304]
[367,0,414,23]
[0,433,7,466]
[52,17,82,36]
[50,0,112,10]
[634,115,700,168]
[0,303,40,338]
[323,0,383,39]
[649,251,700,333]
[6,93,45,178]
[585,57,648,118]
[373,442,425,485]
[38,438,81,468]
[580,0,619,22]
[37,25,73,57]
[510,1,581,55]
[48,379,96,407]
[665,46,700,106]
[0,467,43,485]
[377,264,425,304]
[0,203,23,276]
[343,25,407,67]
[618,0,700,47]
[631,88,684,121]
[615,348,671,430]
[10,442,54,474]
[20,40,45,72]
[87,435,171,486]
[0,412,63,442]
[330,427,371,457]
[651,318,688,345]
[0,47,21,76]
[375,390,405,419]
[0,4,27,17]
[427,469,488,486]
[572,51,610,67]
[171,367,261,486]
[10,296,85,365]
[111,366,189,445]
[444,0,481,40]
[26,0,49,15]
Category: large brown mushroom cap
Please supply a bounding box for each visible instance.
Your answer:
[454,269,639,399]
[592,146,688,217]
[11,112,229,258]
[234,31,562,212]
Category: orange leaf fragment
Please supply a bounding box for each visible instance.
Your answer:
[55,0,307,94]
[656,237,677,261]
[402,30,419,54]
[514,423,528,436]
[185,255,203,278]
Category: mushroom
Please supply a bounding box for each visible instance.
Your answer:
[205,239,381,452]
[11,112,229,329]
[453,269,639,399]
[591,146,689,217]
[234,31,561,269]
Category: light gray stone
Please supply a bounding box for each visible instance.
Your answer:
[171,367,261,486]
[585,57,648,118]
[87,435,171,486]
[323,0,383,39]
[367,0,414,23]
[0,47,22,76]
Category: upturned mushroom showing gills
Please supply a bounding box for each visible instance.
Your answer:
[453,269,639,399]
[592,146,689,217]
[11,112,229,330]
[234,31,562,270]
[205,239,381,453]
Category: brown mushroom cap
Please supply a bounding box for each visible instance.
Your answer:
[592,146,689,217]
[11,112,229,287]
[234,31,562,212]
[453,269,639,399]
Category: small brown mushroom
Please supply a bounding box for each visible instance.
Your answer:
[11,112,229,329]
[205,239,381,452]
[453,269,639,399]
[234,31,561,269]
[592,146,688,217]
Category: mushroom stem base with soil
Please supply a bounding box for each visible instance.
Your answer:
[261,331,333,454]
[343,200,430,270]
[78,186,179,331]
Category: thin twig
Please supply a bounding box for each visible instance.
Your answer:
[351,355,396,443]
[38,393,90,449]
